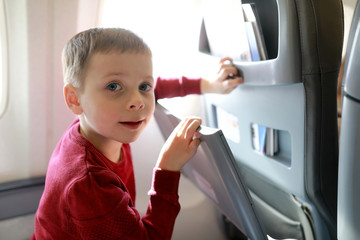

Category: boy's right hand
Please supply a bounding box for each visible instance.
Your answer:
[156,117,202,172]
[201,57,243,94]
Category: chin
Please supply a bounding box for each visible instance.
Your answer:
[120,135,141,144]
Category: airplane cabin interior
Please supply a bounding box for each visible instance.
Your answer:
[0,0,359,239]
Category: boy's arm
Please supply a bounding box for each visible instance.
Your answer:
[140,169,181,239]
[154,57,243,100]
[154,76,202,101]
[67,169,181,240]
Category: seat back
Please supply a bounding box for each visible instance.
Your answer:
[338,1,360,239]
[200,0,343,239]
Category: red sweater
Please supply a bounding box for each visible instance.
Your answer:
[32,76,201,240]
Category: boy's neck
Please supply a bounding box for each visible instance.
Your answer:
[78,123,123,163]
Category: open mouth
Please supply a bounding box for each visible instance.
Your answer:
[120,120,144,130]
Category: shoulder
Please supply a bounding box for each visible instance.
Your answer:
[66,169,130,220]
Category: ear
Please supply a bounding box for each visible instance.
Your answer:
[64,84,83,115]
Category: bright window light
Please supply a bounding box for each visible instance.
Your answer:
[100,0,205,78]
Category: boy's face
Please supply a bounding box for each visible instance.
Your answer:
[77,51,155,146]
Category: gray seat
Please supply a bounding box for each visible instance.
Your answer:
[199,0,343,239]
[338,1,360,239]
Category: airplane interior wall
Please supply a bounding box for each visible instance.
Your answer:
[0,0,102,183]
[0,0,30,182]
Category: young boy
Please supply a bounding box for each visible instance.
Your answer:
[32,28,242,239]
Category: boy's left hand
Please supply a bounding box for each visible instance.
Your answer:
[156,116,202,172]
[201,57,243,94]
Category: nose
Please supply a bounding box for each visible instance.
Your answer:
[127,91,145,111]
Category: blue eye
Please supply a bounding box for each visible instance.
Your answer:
[106,83,121,91]
[139,83,151,92]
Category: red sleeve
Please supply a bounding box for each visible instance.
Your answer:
[154,76,202,100]
[67,168,181,240]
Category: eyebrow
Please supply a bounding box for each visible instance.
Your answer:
[103,72,125,78]
[102,73,154,81]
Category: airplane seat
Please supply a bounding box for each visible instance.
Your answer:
[338,1,360,239]
[294,0,343,238]
[199,0,343,239]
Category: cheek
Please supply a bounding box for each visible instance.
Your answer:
[83,98,117,122]
[146,96,156,115]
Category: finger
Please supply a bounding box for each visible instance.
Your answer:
[218,57,234,73]
[219,65,238,79]
[223,77,243,93]
[173,117,200,140]
[189,137,201,152]
[224,65,239,76]
[226,77,243,86]
[193,131,201,140]
[219,57,233,64]
[184,118,202,141]
[185,117,202,134]
[218,69,236,82]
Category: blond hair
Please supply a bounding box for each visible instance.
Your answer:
[62,28,151,88]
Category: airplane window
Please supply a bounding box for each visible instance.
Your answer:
[0,0,8,118]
